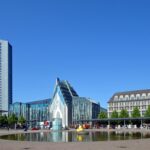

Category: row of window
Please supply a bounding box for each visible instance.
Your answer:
[114,93,150,101]
[109,100,150,107]
[109,105,147,111]
[109,111,146,117]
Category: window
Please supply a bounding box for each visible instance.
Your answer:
[136,94,140,100]
[148,93,150,98]
[130,94,135,100]
[125,95,129,100]
[119,95,124,100]
[142,101,146,105]
[125,102,129,106]
[114,96,118,101]
[142,93,147,99]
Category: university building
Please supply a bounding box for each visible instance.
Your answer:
[49,78,100,128]
[10,78,100,128]
[9,99,50,122]
[108,89,150,118]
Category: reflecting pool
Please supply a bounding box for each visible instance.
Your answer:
[0,131,150,142]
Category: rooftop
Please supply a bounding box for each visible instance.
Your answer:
[26,98,51,105]
[108,89,150,103]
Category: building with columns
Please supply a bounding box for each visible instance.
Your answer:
[108,89,150,118]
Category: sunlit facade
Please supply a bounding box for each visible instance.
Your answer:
[49,78,78,128]
[49,78,100,128]
[72,97,100,122]
[108,89,150,118]
[0,40,12,114]
[9,99,51,123]
[10,78,100,128]
[28,99,50,122]
[9,102,29,120]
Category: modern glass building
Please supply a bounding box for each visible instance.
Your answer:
[72,97,100,122]
[0,40,12,114]
[9,99,51,126]
[10,78,100,128]
[49,78,100,128]
[27,99,50,122]
[9,102,29,121]
[49,78,78,128]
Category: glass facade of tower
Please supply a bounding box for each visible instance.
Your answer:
[0,40,12,114]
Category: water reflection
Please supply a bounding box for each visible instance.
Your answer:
[0,131,150,142]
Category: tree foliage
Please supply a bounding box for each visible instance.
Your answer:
[119,109,129,118]
[111,110,118,118]
[18,116,26,125]
[8,114,18,127]
[98,112,107,119]
[0,115,8,127]
[144,105,150,117]
[131,106,141,118]
[110,110,118,125]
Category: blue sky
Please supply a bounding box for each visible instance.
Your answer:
[0,0,150,108]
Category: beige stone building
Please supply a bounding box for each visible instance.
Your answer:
[108,89,150,118]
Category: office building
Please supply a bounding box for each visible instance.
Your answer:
[9,99,51,127]
[9,102,30,120]
[0,40,12,114]
[27,99,50,122]
[108,89,150,118]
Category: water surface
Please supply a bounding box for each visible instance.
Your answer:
[0,131,150,142]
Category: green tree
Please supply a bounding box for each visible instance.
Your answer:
[3,115,8,125]
[98,112,107,127]
[0,115,8,127]
[131,107,141,127]
[119,109,129,126]
[0,115,4,127]
[8,114,18,128]
[18,116,26,125]
[98,112,107,119]
[144,105,150,123]
[111,110,118,126]
[144,105,150,117]
[111,110,118,118]
[131,106,141,118]
[119,109,129,118]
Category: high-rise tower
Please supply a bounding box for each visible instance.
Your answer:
[0,40,12,114]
